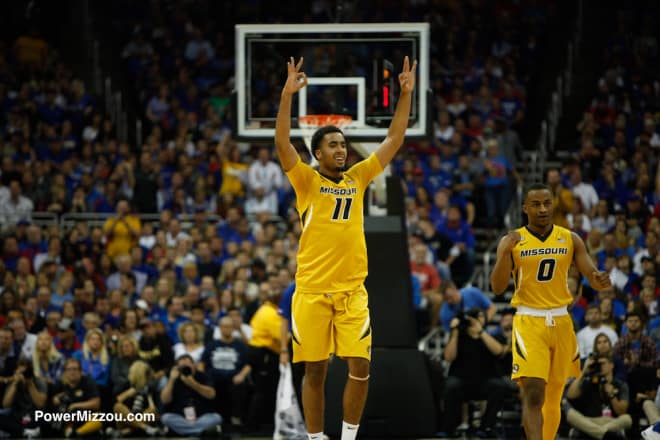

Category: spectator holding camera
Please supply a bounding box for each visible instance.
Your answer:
[50,358,101,437]
[564,354,632,439]
[440,308,511,437]
[592,333,626,382]
[0,358,47,438]
[111,360,160,437]
[439,280,496,332]
[160,354,222,436]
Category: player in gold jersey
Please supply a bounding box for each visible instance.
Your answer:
[275,56,416,440]
[490,183,611,440]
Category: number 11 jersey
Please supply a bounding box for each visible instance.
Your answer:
[510,224,575,309]
[285,154,382,294]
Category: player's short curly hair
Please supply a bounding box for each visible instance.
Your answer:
[310,125,345,156]
[523,183,552,201]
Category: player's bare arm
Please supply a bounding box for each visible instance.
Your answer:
[374,56,417,168]
[275,56,308,172]
[490,231,521,294]
[571,231,612,290]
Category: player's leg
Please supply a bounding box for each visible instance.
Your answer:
[519,377,545,440]
[511,315,551,440]
[292,292,335,438]
[344,356,370,424]
[333,286,371,440]
[303,359,330,435]
[545,315,581,440]
[542,379,564,440]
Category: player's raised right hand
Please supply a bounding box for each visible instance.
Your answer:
[283,57,308,95]
[501,231,522,252]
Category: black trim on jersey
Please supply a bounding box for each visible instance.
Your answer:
[301,209,308,225]
[319,172,343,184]
[510,254,516,291]
[515,340,527,361]
[292,333,301,346]
[524,225,554,243]
[359,326,371,340]
[572,352,580,362]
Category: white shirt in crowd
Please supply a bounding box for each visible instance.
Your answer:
[213,324,253,343]
[609,267,629,292]
[576,325,619,360]
[16,333,37,361]
[172,343,205,363]
[246,159,283,215]
[435,125,455,144]
[567,213,592,233]
[572,182,599,213]
[166,231,191,248]
[0,193,33,225]
[633,249,650,276]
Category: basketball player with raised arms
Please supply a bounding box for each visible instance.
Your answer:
[490,183,611,440]
[274,56,416,440]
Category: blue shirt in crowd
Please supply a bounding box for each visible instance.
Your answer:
[440,286,492,331]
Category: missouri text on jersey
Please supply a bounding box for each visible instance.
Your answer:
[520,248,569,257]
[320,187,358,195]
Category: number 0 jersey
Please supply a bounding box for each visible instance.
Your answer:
[510,225,575,309]
[286,154,382,294]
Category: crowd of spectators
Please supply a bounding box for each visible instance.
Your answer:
[551,6,660,438]
[3,1,660,439]
[431,5,660,438]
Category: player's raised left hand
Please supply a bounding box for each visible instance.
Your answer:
[590,270,612,290]
[398,56,417,94]
[283,57,308,96]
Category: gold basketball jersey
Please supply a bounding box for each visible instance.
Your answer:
[286,154,382,294]
[510,225,575,309]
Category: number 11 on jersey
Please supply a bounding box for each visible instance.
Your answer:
[331,197,353,221]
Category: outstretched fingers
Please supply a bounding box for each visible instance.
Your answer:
[288,56,304,73]
[398,57,418,91]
